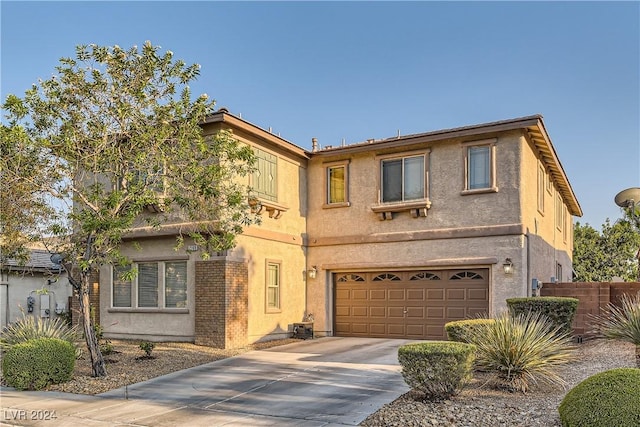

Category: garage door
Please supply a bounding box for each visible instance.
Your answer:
[334,269,489,340]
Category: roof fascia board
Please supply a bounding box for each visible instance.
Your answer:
[314,116,542,156]
[202,112,310,159]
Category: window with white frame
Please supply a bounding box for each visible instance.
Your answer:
[111,260,187,309]
[537,162,545,213]
[266,260,281,312]
[165,261,188,308]
[112,265,132,308]
[381,154,425,203]
[252,148,277,202]
[556,193,564,232]
[327,163,348,205]
[462,139,497,193]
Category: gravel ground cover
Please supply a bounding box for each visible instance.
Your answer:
[361,339,637,427]
[1,338,298,395]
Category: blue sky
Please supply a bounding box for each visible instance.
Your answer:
[2,1,638,229]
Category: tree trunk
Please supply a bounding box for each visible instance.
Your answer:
[78,274,107,377]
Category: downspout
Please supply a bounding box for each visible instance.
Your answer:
[525,232,531,297]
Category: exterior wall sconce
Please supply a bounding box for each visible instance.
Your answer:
[308,266,317,279]
[503,258,514,275]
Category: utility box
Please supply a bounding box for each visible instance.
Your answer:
[292,322,313,340]
[40,294,50,318]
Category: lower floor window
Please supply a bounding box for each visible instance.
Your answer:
[112,260,187,308]
[266,261,281,311]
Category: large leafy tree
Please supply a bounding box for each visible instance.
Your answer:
[1,125,60,264]
[573,211,640,282]
[3,42,258,376]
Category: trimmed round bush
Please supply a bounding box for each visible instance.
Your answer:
[559,368,640,426]
[507,297,578,335]
[445,318,496,343]
[398,341,475,400]
[2,337,75,390]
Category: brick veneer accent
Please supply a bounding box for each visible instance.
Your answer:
[195,259,248,349]
[541,282,640,337]
[69,269,101,332]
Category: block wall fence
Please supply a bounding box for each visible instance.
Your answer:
[541,282,640,337]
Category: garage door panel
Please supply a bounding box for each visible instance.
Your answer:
[407,289,425,300]
[446,307,467,319]
[335,269,488,339]
[352,307,368,317]
[370,306,386,317]
[427,289,445,300]
[335,289,351,299]
[335,306,350,316]
[447,289,466,300]
[388,289,405,300]
[388,306,405,317]
[426,307,445,318]
[335,323,351,333]
[406,307,425,318]
[406,324,425,336]
[352,290,368,300]
[370,324,386,334]
[370,289,386,300]
[387,324,405,335]
[469,288,488,300]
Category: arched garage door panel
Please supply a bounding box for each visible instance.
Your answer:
[334,269,489,339]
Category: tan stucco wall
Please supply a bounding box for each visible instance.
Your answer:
[233,128,309,342]
[102,123,309,343]
[304,130,574,335]
[1,271,71,329]
[521,136,574,282]
[100,236,196,341]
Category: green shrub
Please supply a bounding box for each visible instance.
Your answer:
[507,297,578,335]
[589,292,640,368]
[398,341,475,400]
[466,311,575,392]
[558,368,640,426]
[0,313,79,353]
[139,341,155,357]
[445,318,496,343]
[2,337,75,390]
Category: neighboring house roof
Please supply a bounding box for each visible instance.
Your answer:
[2,249,63,273]
[312,114,582,217]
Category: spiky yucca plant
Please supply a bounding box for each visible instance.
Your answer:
[0,313,79,353]
[590,292,640,368]
[467,311,575,392]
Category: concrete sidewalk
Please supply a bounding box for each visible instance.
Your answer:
[1,337,411,426]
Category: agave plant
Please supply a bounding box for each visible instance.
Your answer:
[590,292,640,368]
[0,312,79,354]
[467,311,576,392]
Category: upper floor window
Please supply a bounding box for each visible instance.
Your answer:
[325,160,350,207]
[381,154,425,203]
[537,162,545,213]
[252,148,277,202]
[462,139,497,193]
[556,193,564,232]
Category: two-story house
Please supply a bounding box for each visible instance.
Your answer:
[98,110,581,346]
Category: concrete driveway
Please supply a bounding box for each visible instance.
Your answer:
[0,337,413,426]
